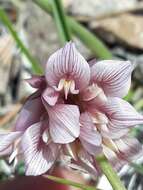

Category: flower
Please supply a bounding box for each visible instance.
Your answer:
[0,42,143,176]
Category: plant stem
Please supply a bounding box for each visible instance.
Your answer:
[96,155,127,190]
[44,174,97,190]
[33,0,112,59]
[50,0,71,44]
[0,7,43,74]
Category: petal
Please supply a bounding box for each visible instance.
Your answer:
[42,87,59,106]
[101,97,143,129]
[81,84,107,102]
[25,75,46,89]
[15,93,45,131]
[77,150,99,177]
[21,122,59,176]
[46,42,90,91]
[91,60,133,97]
[46,104,80,144]
[101,126,129,140]
[115,136,142,160]
[103,145,125,171]
[103,137,142,171]
[80,113,102,155]
[0,131,22,152]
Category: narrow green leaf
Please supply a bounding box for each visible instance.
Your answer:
[33,0,112,59]
[44,174,97,190]
[50,0,71,44]
[96,155,127,190]
[0,7,43,74]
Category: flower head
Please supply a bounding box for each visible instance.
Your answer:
[0,42,143,176]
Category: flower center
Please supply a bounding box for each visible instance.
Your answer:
[56,78,79,99]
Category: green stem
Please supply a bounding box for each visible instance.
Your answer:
[33,0,112,59]
[0,7,43,74]
[44,175,97,190]
[50,0,71,44]
[96,155,127,190]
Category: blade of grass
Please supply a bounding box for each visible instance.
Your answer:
[44,174,97,190]
[33,0,112,59]
[96,155,127,190]
[50,0,71,44]
[0,7,43,74]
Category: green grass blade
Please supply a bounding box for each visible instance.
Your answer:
[34,0,112,59]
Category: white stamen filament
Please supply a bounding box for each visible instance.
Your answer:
[42,129,49,143]
[56,79,79,99]
[103,138,118,152]
[9,149,18,164]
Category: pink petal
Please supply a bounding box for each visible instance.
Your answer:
[91,60,133,97]
[15,93,45,131]
[21,122,59,176]
[80,113,102,155]
[42,87,59,106]
[101,97,143,129]
[0,146,13,156]
[103,145,125,171]
[81,84,106,102]
[45,42,90,91]
[0,132,22,152]
[76,150,99,177]
[25,75,46,89]
[46,104,80,144]
[101,126,129,140]
[115,136,142,160]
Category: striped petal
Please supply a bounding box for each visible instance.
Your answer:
[46,104,80,144]
[42,87,59,106]
[101,97,143,129]
[91,60,133,97]
[80,113,102,155]
[22,122,59,176]
[0,131,22,153]
[45,42,90,92]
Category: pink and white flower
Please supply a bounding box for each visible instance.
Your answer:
[0,41,143,176]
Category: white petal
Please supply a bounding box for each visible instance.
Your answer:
[80,113,102,155]
[115,136,142,160]
[46,42,90,91]
[42,87,59,106]
[22,122,59,176]
[91,60,133,97]
[0,132,22,152]
[46,104,80,144]
[102,97,143,129]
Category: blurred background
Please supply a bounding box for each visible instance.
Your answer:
[0,0,143,189]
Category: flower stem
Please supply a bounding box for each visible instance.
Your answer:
[33,0,112,59]
[44,174,97,190]
[0,7,43,74]
[96,155,127,190]
[50,0,71,45]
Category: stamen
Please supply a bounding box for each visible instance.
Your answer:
[103,138,118,152]
[42,129,49,143]
[64,80,72,99]
[56,79,79,99]
[9,149,18,164]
